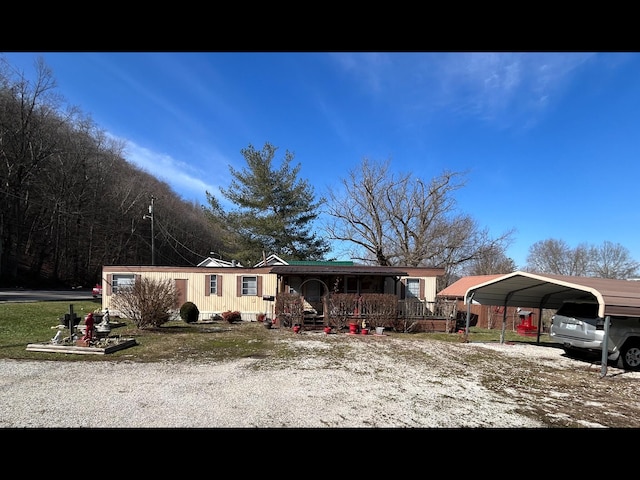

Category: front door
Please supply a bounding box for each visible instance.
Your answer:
[175,279,187,309]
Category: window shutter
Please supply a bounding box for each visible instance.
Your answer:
[400,279,406,299]
[419,279,425,300]
[205,275,210,297]
[237,276,241,297]
[217,275,223,296]
[106,274,112,295]
[257,276,262,297]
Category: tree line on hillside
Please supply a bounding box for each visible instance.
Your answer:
[1,55,637,290]
[0,57,227,287]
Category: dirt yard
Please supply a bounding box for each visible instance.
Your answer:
[1,332,638,428]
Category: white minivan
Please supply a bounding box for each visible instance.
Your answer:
[550,299,640,370]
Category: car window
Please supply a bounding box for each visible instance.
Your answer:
[556,302,598,319]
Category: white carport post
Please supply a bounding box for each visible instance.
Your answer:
[601,316,610,378]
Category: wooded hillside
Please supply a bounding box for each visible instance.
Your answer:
[0,58,225,287]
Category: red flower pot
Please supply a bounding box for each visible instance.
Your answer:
[293,325,301,333]
[349,323,358,334]
[324,326,331,334]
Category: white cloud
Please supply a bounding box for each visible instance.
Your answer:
[119,137,226,205]
[330,52,599,129]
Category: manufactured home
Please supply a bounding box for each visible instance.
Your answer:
[100,256,446,329]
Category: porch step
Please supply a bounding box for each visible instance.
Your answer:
[303,315,325,329]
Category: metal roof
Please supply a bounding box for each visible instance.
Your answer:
[464,270,640,318]
[287,260,355,266]
[269,265,409,276]
[437,274,504,298]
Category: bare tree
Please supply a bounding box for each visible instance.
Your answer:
[0,56,65,283]
[524,238,639,279]
[462,246,517,276]
[324,158,515,287]
[588,241,640,279]
[525,239,592,276]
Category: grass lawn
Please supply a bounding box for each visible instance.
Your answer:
[0,300,554,362]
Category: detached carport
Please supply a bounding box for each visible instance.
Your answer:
[463,270,640,376]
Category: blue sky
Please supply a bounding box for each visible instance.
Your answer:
[2,52,640,269]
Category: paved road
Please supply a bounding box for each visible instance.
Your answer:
[0,289,98,303]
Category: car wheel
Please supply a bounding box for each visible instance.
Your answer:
[619,340,640,371]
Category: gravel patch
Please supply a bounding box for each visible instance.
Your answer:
[2,333,639,428]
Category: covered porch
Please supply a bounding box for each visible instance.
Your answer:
[268,263,448,332]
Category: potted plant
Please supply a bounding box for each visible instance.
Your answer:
[360,319,369,335]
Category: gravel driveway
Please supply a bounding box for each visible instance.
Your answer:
[2,332,639,428]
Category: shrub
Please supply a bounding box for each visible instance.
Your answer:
[110,277,179,329]
[179,302,200,323]
[222,310,242,323]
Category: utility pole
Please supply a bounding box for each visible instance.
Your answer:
[143,196,156,265]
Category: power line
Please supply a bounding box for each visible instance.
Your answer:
[154,217,207,262]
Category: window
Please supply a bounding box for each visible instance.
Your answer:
[112,274,135,293]
[205,275,222,297]
[556,302,598,319]
[242,276,257,296]
[346,276,358,294]
[406,278,420,299]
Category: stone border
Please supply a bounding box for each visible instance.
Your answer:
[25,338,137,355]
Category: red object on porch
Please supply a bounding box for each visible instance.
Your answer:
[349,323,358,334]
[516,310,537,337]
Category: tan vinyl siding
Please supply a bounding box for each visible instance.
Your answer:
[101,266,278,321]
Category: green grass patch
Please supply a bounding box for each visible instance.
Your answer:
[0,301,554,362]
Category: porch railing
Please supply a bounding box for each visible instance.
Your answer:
[275,293,458,332]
